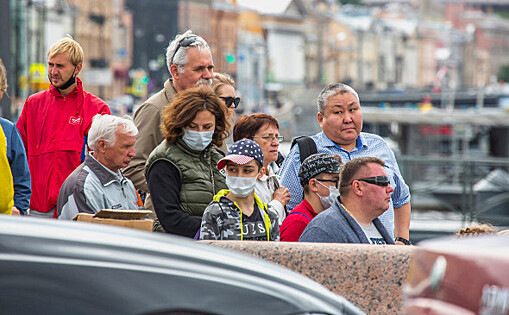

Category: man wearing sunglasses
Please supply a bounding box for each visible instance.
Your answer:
[280,83,411,245]
[299,157,396,244]
[124,30,214,212]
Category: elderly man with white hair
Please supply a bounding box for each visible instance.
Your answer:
[57,114,142,220]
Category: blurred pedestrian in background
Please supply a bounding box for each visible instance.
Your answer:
[280,83,411,244]
[124,30,214,212]
[280,153,341,242]
[58,114,142,220]
[17,36,110,218]
[145,87,230,238]
[233,114,290,225]
[0,58,30,215]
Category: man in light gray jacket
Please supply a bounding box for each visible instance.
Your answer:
[57,114,143,220]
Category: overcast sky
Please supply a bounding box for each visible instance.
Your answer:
[236,0,292,14]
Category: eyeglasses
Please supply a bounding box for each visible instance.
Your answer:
[315,178,340,188]
[253,135,284,142]
[219,96,241,108]
[354,176,390,187]
[170,36,198,65]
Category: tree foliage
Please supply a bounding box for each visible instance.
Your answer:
[498,64,509,82]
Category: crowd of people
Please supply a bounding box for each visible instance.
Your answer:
[0,30,420,246]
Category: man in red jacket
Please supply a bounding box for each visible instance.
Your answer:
[17,36,110,218]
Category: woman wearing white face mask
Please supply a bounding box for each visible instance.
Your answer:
[280,153,342,242]
[145,87,230,238]
[200,139,280,241]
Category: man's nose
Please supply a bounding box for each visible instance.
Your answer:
[387,184,394,193]
[203,68,213,79]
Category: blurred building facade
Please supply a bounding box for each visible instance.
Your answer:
[2,0,509,120]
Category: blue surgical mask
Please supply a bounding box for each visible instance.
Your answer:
[226,175,258,198]
[182,129,214,151]
[315,180,340,209]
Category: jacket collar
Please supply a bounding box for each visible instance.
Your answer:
[86,153,123,186]
[164,78,178,103]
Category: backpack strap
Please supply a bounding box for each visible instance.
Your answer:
[290,136,317,163]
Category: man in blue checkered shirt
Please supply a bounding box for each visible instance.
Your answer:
[279,83,411,245]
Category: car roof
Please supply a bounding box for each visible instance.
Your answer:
[0,216,363,315]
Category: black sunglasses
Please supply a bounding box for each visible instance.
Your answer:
[354,176,390,187]
[220,96,241,108]
[170,36,198,65]
[315,178,340,188]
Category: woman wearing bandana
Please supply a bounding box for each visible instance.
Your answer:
[145,87,230,237]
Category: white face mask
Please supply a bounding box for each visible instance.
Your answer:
[315,180,340,209]
[182,129,214,151]
[226,175,258,198]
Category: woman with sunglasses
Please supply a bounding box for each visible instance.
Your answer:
[211,73,239,152]
[145,86,230,237]
[233,114,290,225]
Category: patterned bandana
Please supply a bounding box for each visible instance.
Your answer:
[298,153,342,186]
[217,139,264,170]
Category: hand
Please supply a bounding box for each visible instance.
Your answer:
[272,187,290,206]
[11,206,21,216]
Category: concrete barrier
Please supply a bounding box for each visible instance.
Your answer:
[203,241,416,314]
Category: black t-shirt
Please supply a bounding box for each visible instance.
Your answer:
[241,204,269,241]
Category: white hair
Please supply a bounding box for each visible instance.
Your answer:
[166,30,212,74]
[317,83,360,114]
[88,114,138,150]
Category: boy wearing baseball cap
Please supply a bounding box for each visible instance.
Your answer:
[200,139,279,241]
[280,153,342,242]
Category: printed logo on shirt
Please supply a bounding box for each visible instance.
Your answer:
[369,237,387,245]
[111,204,122,209]
[242,222,267,241]
[69,116,83,125]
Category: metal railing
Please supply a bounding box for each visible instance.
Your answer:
[396,155,509,225]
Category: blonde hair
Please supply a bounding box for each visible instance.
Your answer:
[456,223,498,237]
[0,58,7,93]
[47,35,84,66]
[211,72,235,95]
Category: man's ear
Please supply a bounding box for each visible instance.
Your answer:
[308,178,319,193]
[317,112,324,127]
[257,167,266,180]
[96,139,108,153]
[74,62,83,76]
[352,181,363,196]
[169,64,180,80]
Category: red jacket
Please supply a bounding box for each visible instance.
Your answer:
[280,199,319,242]
[17,79,110,214]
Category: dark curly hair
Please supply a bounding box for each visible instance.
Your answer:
[161,86,230,147]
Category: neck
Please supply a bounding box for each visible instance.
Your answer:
[227,192,255,216]
[341,200,372,226]
[92,152,119,173]
[263,163,270,175]
[57,83,77,97]
[305,193,324,214]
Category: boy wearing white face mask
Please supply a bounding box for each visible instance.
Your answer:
[280,153,342,242]
[200,139,280,241]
